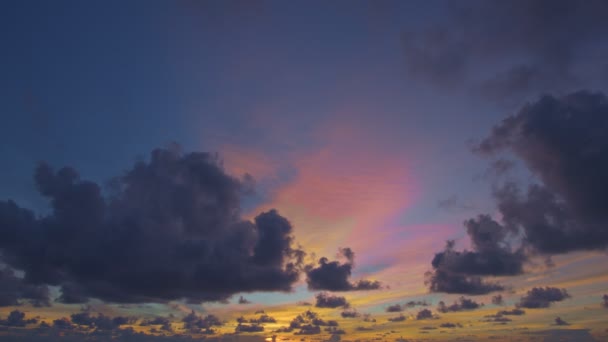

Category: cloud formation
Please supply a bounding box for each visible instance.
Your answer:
[305,248,382,291]
[426,215,524,295]
[314,293,349,308]
[517,287,570,309]
[402,0,608,99]
[0,146,305,304]
[478,91,608,254]
[437,297,482,313]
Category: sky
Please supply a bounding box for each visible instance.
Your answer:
[1,1,608,341]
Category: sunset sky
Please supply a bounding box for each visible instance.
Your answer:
[1,1,608,341]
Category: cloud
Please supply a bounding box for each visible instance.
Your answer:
[437,297,483,313]
[492,295,504,305]
[386,304,403,312]
[0,146,306,304]
[182,310,222,334]
[478,91,608,254]
[238,296,251,304]
[70,312,135,330]
[281,310,341,335]
[388,314,406,322]
[340,309,359,318]
[402,0,608,99]
[416,309,435,320]
[440,322,462,328]
[235,324,264,333]
[0,310,38,327]
[305,248,382,291]
[517,287,570,308]
[603,294,608,308]
[498,308,525,316]
[426,215,525,295]
[315,293,349,308]
[0,267,50,307]
[554,317,569,326]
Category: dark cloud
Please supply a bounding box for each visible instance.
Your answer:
[388,314,406,322]
[517,287,570,309]
[140,317,171,326]
[182,310,222,333]
[416,309,435,320]
[362,313,376,323]
[0,310,38,327]
[325,327,345,334]
[238,296,251,304]
[437,297,482,313]
[426,214,526,294]
[305,248,382,291]
[0,147,306,304]
[315,293,349,308]
[492,295,504,306]
[70,312,135,330]
[440,322,462,328]
[340,309,359,318]
[498,308,525,316]
[554,317,569,326]
[603,294,608,308]
[0,267,50,307]
[386,304,403,312]
[402,0,608,99]
[405,300,429,308]
[294,324,320,335]
[282,310,340,335]
[478,91,608,254]
[235,324,264,333]
[247,314,276,324]
[52,318,75,330]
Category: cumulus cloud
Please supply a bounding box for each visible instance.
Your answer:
[478,91,608,254]
[517,287,570,308]
[279,310,340,335]
[498,308,525,316]
[416,309,435,320]
[554,317,569,326]
[426,218,524,295]
[181,310,222,334]
[305,248,382,291]
[315,293,349,308]
[0,268,50,307]
[388,314,406,322]
[386,304,403,312]
[70,312,135,330]
[0,310,38,327]
[437,297,483,313]
[238,296,251,304]
[340,309,359,318]
[402,0,608,100]
[0,146,306,304]
[235,323,264,333]
[492,295,504,305]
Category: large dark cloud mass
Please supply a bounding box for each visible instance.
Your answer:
[426,213,525,294]
[403,0,608,100]
[428,90,608,294]
[0,267,50,307]
[478,91,608,254]
[0,147,305,304]
[305,247,382,291]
